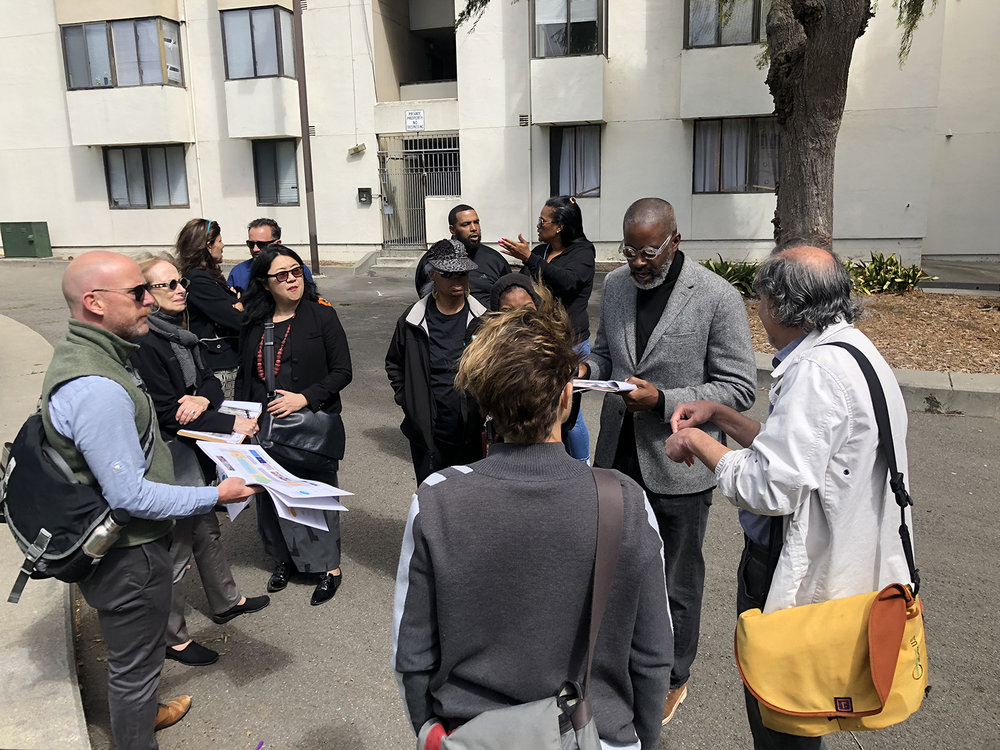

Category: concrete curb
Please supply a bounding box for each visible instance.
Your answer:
[0,315,90,749]
[754,353,1000,418]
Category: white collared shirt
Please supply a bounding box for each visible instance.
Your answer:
[716,322,914,613]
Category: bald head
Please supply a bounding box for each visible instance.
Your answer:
[779,245,839,271]
[623,197,676,234]
[62,251,152,340]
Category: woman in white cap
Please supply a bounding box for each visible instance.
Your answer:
[386,238,487,485]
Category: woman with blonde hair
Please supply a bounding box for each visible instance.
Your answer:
[176,218,242,398]
[132,254,269,667]
[392,304,672,749]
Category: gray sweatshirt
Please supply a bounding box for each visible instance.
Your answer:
[392,442,673,748]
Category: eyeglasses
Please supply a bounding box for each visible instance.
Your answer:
[91,284,151,303]
[537,218,558,227]
[148,278,190,292]
[436,269,469,279]
[266,265,305,283]
[246,239,275,251]
[619,233,675,261]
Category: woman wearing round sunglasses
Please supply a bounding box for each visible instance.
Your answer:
[131,255,268,667]
[498,196,596,461]
[177,218,243,399]
[236,245,353,606]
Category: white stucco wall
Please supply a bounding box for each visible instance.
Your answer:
[0,0,994,263]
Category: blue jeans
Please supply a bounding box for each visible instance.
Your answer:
[566,340,590,461]
[647,488,712,690]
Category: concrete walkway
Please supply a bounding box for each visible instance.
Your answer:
[0,315,90,749]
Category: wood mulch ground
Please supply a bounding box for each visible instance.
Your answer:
[745,292,1000,374]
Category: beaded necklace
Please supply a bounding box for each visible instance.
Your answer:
[256,317,293,382]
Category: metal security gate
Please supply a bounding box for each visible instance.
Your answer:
[377,133,460,251]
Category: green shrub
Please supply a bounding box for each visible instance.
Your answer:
[844,252,935,295]
[700,256,760,298]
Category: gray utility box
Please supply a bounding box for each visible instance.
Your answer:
[1,222,52,258]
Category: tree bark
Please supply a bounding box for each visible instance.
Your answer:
[766,0,873,250]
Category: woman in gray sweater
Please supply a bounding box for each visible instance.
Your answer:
[392,304,673,749]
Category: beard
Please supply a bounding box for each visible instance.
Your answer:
[631,262,671,290]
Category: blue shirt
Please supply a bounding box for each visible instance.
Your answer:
[48,376,218,520]
[227,257,314,293]
[739,334,806,545]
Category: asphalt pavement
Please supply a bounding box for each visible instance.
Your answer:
[1,258,999,749]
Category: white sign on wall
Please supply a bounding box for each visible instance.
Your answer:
[405,110,425,132]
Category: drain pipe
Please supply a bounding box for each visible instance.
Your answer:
[293,0,319,274]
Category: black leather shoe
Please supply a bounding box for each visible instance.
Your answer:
[310,572,342,606]
[211,594,271,624]
[267,562,290,593]
[165,641,218,667]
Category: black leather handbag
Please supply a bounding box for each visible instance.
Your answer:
[255,318,344,474]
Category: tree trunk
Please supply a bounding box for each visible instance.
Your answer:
[766,0,873,250]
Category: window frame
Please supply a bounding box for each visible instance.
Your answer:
[252,139,300,207]
[102,144,190,210]
[549,125,602,198]
[684,0,769,49]
[220,6,296,81]
[692,116,779,195]
[60,17,184,90]
[531,0,609,60]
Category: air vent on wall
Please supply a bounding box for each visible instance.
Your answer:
[308,125,316,137]
[299,0,308,9]
[519,115,529,127]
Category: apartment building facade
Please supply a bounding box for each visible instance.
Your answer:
[0,0,995,265]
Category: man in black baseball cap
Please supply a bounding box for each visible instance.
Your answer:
[387,239,487,484]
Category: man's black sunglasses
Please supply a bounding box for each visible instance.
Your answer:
[246,239,275,250]
[91,284,151,303]
[436,270,469,279]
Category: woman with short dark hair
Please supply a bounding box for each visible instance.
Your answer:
[236,244,353,606]
[392,304,672,749]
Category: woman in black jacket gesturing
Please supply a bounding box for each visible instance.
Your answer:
[499,196,596,460]
[236,245,353,606]
[177,218,243,398]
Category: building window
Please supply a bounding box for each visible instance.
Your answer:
[550,126,601,197]
[104,145,189,209]
[693,118,779,193]
[534,0,607,58]
[687,0,770,48]
[221,7,295,80]
[62,19,182,89]
[253,140,299,205]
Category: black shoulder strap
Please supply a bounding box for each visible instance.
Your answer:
[572,468,623,730]
[263,320,277,399]
[822,341,920,595]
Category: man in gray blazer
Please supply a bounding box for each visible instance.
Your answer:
[584,197,756,724]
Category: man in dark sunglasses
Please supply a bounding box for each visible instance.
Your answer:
[43,251,256,745]
[227,217,313,293]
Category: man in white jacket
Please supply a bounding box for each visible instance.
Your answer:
[663,245,914,750]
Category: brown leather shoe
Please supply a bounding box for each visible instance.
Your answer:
[154,695,192,731]
[661,683,688,725]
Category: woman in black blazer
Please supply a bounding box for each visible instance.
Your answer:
[236,245,353,606]
[176,218,244,398]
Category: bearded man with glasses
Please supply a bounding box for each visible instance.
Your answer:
[227,217,313,294]
[581,197,756,725]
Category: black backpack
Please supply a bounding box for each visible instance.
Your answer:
[0,409,153,603]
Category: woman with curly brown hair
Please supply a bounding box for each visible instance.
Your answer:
[176,218,243,398]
